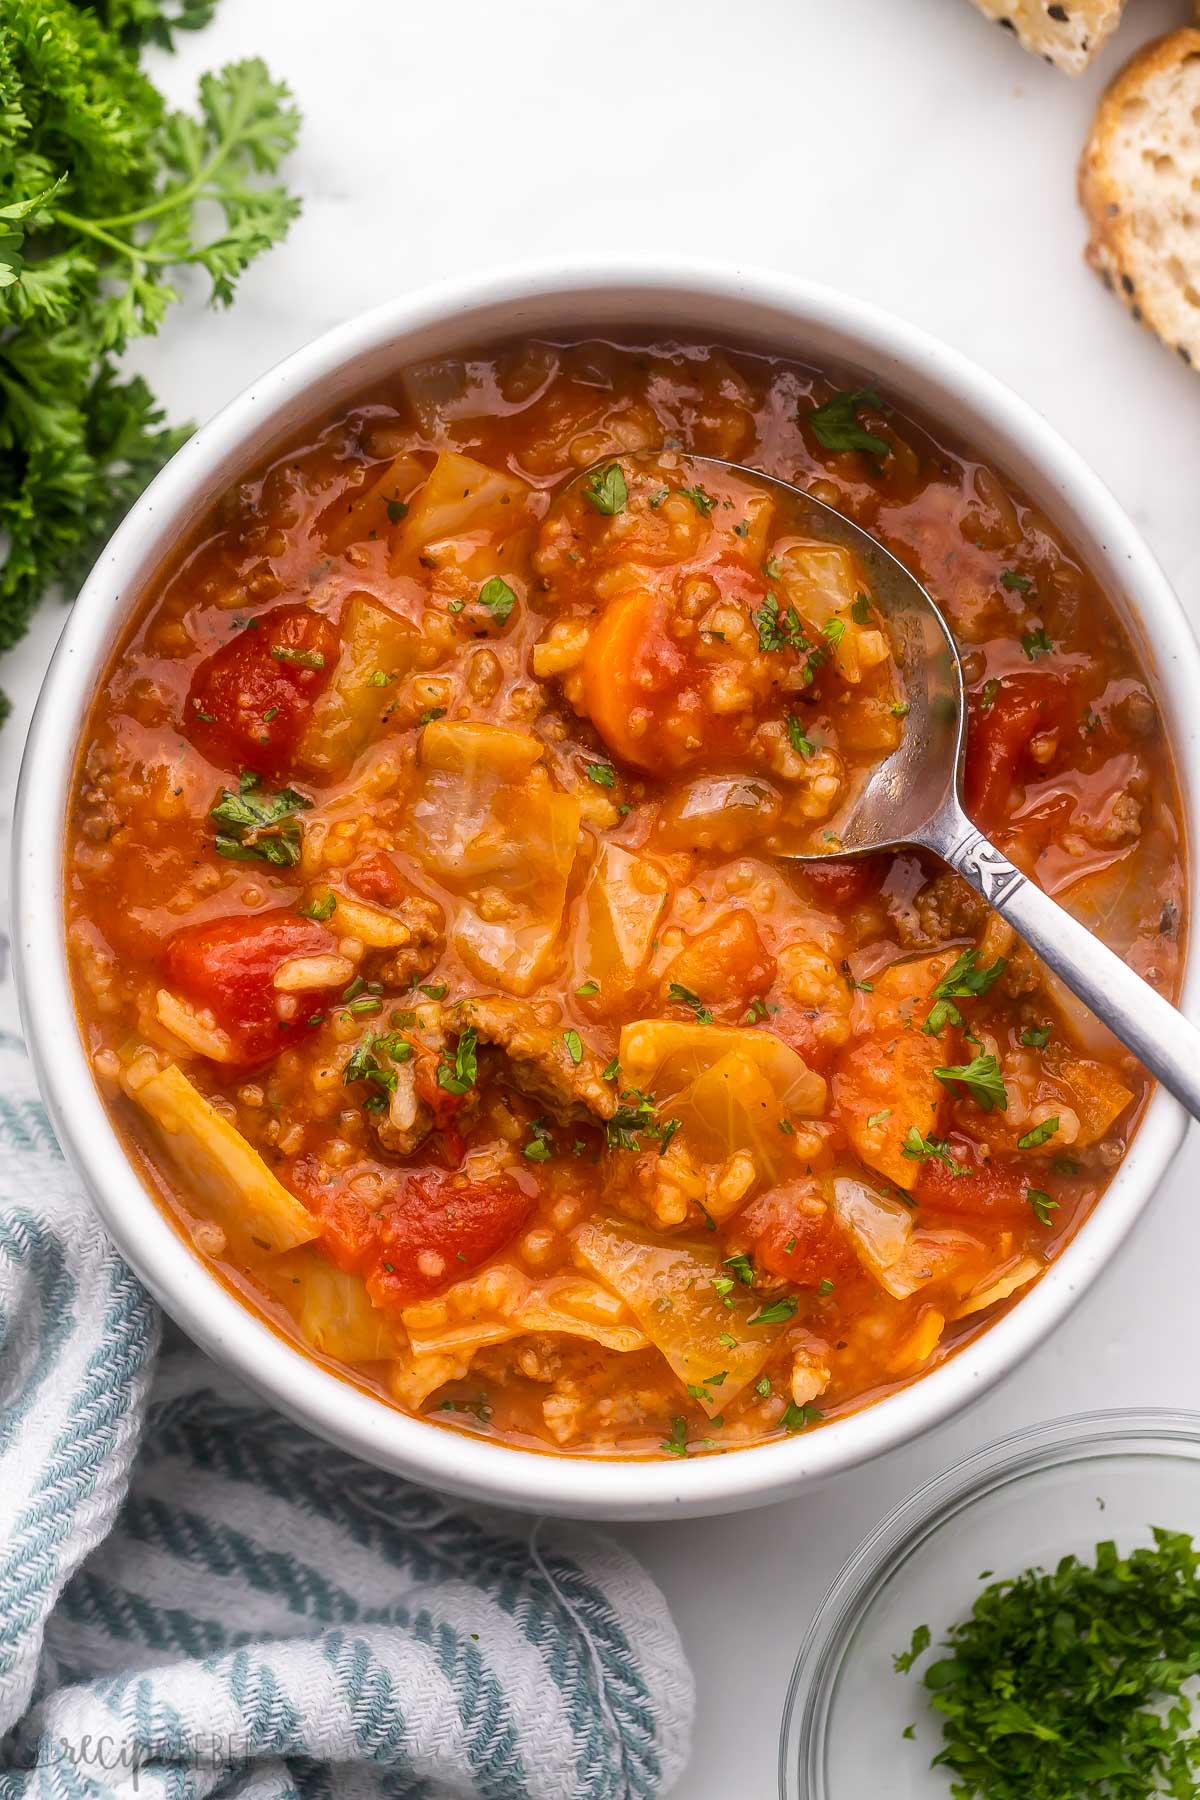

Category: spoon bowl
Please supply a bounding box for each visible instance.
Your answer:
[616,449,1200,1121]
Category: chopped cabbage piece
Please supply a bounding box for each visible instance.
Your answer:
[572,1217,792,1414]
[830,1174,913,1276]
[411,721,580,994]
[952,1254,1042,1320]
[396,451,530,554]
[401,1265,647,1357]
[123,1062,317,1253]
[296,592,418,779]
[266,1249,405,1361]
[619,1020,826,1116]
[577,841,668,1004]
[318,452,425,555]
[618,1020,825,1188]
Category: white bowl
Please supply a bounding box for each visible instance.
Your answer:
[14,261,1200,1521]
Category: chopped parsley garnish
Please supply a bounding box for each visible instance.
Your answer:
[1020,1024,1051,1048]
[923,949,1006,1035]
[902,1127,968,1175]
[677,483,716,516]
[1000,568,1034,594]
[657,1118,681,1156]
[602,1056,621,1082]
[563,1029,583,1065]
[1022,626,1054,661]
[576,980,599,997]
[822,617,846,649]
[805,386,890,457]
[979,677,1000,710]
[818,1277,835,1297]
[367,669,392,687]
[668,982,713,1025]
[892,1623,931,1674]
[1018,1115,1060,1150]
[748,1295,798,1327]
[786,712,816,757]
[417,706,447,725]
[1026,1187,1058,1225]
[211,771,311,867]
[897,1529,1200,1798]
[866,1108,892,1129]
[523,1119,555,1162]
[851,593,872,625]
[342,1031,413,1108]
[385,498,409,524]
[752,591,810,657]
[478,576,516,622]
[723,1251,755,1287]
[718,1331,738,1351]
[933,1053,1008,1113]
[781,1402,823,1431]
[743,995,772,1024]
[419,983,448,1000]
[585,760,616,787]
[298,891,337,922]
[270,644,324,669]
[662,1417,689,1457]
[581,462,627,515]
[605,1089,656,1152]
[436,1026,478,1095]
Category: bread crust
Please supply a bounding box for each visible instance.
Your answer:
[1080,28,1200,369]
[969,1,1126,75]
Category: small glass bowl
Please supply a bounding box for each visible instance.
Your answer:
[779,1409,1200,1799]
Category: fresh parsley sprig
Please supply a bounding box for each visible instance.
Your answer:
[0,3,301,717]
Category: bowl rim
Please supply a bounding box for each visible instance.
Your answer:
[777,1405,1200,1797]
[13,256,1199,1520]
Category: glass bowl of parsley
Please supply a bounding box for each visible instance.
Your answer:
[780,1409,1200,1799]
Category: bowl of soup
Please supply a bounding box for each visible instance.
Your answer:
[14,264,1199,1519]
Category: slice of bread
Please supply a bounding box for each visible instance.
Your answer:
[1080,30,1200,369]
[968,1,1126,75]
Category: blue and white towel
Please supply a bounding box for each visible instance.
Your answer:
[0,1039,694,1798]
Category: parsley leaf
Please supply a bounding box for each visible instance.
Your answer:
[585,760,616,787]
[676,483,716,516]
[1018,1115,1059,1149]
[298,891,336,922]
[805,386,890,457]
[1026,1187,1058,1225]
[477,576,516,622]
[902,1126,968,1175]
[786,712,815,757]
[0,29,302,713]
[667,982,713,1025]
[781,1402,823,1431]
[748,1295,798,1326]
[661,1417,688,1457]
[581,462,627,515]
[1022,626,1054,661]
[210,771,311,866]
[436,1026,478,1095]
[933,1053,1008,1113]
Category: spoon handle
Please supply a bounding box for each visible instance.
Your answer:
[933,815,1200,1123]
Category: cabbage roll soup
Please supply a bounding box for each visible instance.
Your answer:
[67,336,1185,1459]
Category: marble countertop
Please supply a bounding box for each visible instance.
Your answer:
[4,1,1200,1791]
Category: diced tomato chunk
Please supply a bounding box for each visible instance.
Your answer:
[737,1185,858,1288]
[915,1154,1039,1222]
[799,857,884,911]
[362,1172,534,1307]
[347,850,406,908]
[662,908,776,1011]
[965,673,1073,834]
[185,604,340,778]
[162,908,339,1064]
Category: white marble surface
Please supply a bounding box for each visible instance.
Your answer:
[4,1,1200,1792]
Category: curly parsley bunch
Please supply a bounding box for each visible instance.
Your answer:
[0,0,302,718]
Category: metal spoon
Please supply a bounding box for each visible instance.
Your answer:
[623,451,1200,1119]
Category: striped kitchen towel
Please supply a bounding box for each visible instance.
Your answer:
[0,1037,694,1798]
